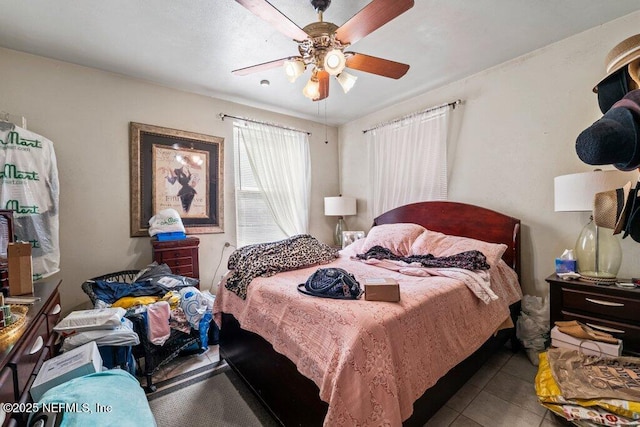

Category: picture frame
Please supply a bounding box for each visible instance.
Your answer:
[130,122,224,237]
[342,230,365,249]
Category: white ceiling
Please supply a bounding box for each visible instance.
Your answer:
[1,1,639,125]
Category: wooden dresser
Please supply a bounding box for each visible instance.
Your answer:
[0,279,61,426]
[547,274,640,355]
[151,237,199,279]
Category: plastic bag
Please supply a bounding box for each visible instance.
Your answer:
[54,307,126,334]
[536,351,640,423]
[61,317,140,351]
[148,208,185,237]
[516,294,550,365]
[179,287,208,330]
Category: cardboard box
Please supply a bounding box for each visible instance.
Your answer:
[8,242,32,296]
[550,326,622,357]
[364,278,400,302]
[30,341,103,401]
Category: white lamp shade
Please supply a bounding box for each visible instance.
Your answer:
[324,196,357,216]
[554,170,638,212]
[336,71,357,93]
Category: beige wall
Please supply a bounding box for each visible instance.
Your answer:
[0,47,339,312]
[339,12,640,297]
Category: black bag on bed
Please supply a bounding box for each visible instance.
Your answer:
[297,268,362,300]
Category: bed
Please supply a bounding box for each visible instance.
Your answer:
[214,201,522,426]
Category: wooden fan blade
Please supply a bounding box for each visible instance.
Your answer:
[315,70,329,101]
[335,0,414,45]
[232,57,299,76]
[235,0,308,42]
[345,52,409,79]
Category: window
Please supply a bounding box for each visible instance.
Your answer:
[234,122,310,247]
[367,105,452,217]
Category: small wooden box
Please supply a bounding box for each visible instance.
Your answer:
[8,242,33,296]
[364,278,400,302]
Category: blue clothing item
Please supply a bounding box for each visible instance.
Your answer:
[31,369,155,427]
[98,345,136,376]
[91,280,167,304]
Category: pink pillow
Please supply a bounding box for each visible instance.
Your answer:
[359,223,426,256]
[410,229,507,267]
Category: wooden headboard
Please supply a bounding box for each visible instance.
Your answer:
[373,201,521,278]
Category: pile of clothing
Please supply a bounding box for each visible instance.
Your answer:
[81,263,216,352]
[54,307,139,375]
[536,325,640,426]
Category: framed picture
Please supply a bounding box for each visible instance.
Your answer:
[342,231,365,248]
[130,122,224,237]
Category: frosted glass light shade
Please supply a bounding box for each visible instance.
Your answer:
[324,49,346,75]
[336,71,357,93]
[575,218,622,279]
[302,77,320,100]
[283,59,305,83]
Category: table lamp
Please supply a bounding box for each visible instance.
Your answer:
[554,169,637,281]
[324,196,357,246]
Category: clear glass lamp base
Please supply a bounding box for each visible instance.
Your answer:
[334,217,345,247]
[575,218,622,280]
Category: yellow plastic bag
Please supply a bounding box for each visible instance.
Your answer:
[536,351,640,421]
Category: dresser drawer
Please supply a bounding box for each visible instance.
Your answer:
[0,366,16,405]
[170,265,194,277]
[43,292,61,335]
[161,256,194,269]
[561,287,640,322]
[158,249,193,260]
[152,236,199,280]
[9,315,48,398]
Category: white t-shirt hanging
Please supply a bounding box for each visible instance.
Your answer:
[0,125,60,280]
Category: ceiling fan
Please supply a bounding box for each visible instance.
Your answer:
[232,0,414,101]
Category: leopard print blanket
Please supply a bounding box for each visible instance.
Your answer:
[225,234,339,299]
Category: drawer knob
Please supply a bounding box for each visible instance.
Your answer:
[29,335,44,355]
[585,297,624,307]
[586,322,625,334]
[50,303,61,315]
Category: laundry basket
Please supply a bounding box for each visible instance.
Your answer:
[82,270,202,392]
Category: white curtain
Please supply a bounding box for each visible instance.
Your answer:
[235,121,310,237]
[367,105,451,217]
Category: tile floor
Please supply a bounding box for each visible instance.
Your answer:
[426,347,569,427]
[145,344,569,427]
[148,345,221,384]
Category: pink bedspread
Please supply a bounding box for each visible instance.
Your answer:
[214,248,522,426]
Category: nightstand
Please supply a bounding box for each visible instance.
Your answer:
[547,273,640,356]
[151,236,200,280]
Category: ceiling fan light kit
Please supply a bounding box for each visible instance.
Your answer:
[284,59,306,82]
[324,48,346,75]
[303,72,321,100]
[233,0,414,101]
[336,71,357,93]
